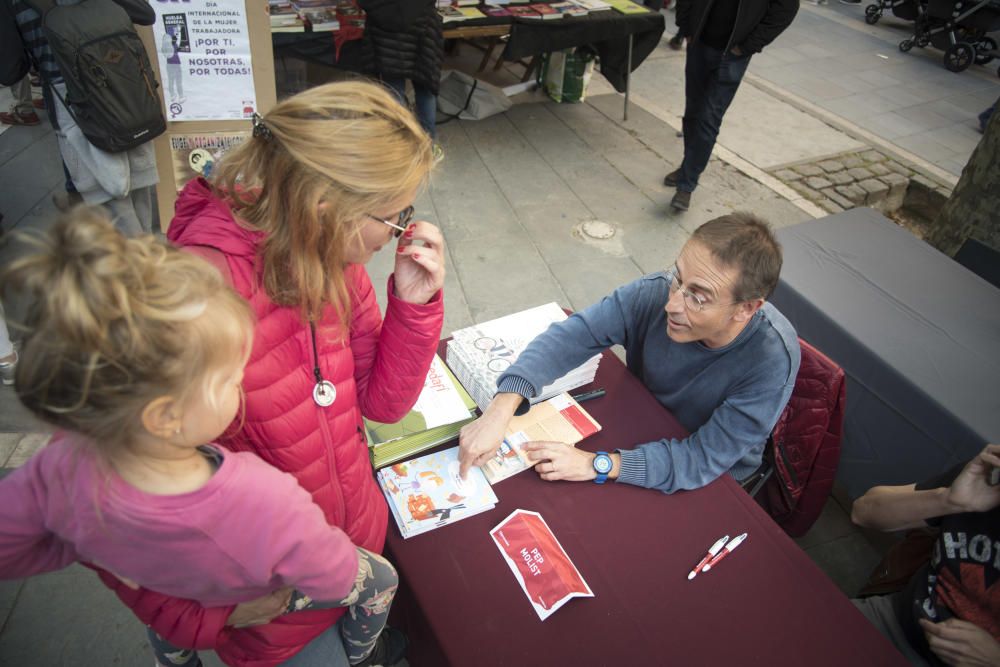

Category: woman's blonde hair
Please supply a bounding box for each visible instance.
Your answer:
[212,80,435,324]
[0,207,253,457]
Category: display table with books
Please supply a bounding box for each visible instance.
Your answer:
[382,344,908,666]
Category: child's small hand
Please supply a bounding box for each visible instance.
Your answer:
[228,587,293,628]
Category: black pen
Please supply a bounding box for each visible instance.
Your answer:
[571,388,606,403]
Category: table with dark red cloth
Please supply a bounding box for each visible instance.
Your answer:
[384,347,908,666]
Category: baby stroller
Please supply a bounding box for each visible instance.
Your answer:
[863,0,920,25]
[898,0,1000,72]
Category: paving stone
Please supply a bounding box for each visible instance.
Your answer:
[841,155,865,169]
[847,167,874,181]
[824,188,855,210]
[887,161,913,177]
[793,164,824,178]
[835,184,867,206]
[868,163,891,177]
[790,181,820,200]
[817,160,844,173]
[861,149,886,163]
[805,176,833,190]
[774,169,802,181]
[859,178,890,206]
[880,172,909,211]
[827,171,853,186]
[818,197,844,214]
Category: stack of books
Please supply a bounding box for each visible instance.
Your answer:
[378,446,498,538]
[301,7,340,30]
[365,355,478,469]
[605,0,648,13]
[446,303,601,412]
[269,0,306,31]
[438,4,487,21]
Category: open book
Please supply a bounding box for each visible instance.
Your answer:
[482,393,602,484]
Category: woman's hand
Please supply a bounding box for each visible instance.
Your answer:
[394,221,445,305]
[227,587,293,628]
[523,441,600,482]
[920,618,1000,667]
[947,444,1000,513]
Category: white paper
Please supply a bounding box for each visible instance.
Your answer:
[152,1,258,122]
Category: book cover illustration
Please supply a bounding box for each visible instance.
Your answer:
[482,393,602,484]
[491,509,593,621]
[379,446,498,538]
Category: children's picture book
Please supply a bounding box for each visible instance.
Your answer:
[482,393,602,484]
[570,0,612,9]
[457,5,487,18]
[365,355,478,469]
[378,446,498,539]
[491,509,593,621]
[438,5,469,21]
[550,1,589,15]
[507,4,542,16]
[483,4,513,15]
[527,2,561,17]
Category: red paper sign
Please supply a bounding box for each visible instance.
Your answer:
[490,509,593,620]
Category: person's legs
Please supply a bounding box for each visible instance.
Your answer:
[103,196,146,237]
[147,628,203,667]
[280,620,350,667]
[382,78,408,108]
[851,596,933,666]
[677,41,751,194]
[0,75,41,126]
[411,82,437,140]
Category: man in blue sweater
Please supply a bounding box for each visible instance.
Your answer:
[458,213,800,493]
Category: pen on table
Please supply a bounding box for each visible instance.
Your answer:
[701,532,748,573]
[571,388,606,403]
[687,534,729,580]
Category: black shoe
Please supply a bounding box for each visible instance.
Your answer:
[668,34,684,50]
[670,190,691,211]
[663,169,681,187]
[354,626,409,667]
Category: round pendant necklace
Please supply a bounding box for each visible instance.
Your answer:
[309,322,336,408]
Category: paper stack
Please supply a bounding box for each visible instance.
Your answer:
[378,446,498,538]
[365,355,478,469]
[446,303,601,412]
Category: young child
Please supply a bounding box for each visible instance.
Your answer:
[0,209,403,667]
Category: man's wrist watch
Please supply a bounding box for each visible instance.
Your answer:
[593,451,613,484]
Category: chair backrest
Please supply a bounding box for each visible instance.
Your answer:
[757,339,846,537]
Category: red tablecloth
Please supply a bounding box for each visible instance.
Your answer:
[386,349,907,666]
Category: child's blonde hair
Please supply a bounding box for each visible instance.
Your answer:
[212,80,435,325]
[0,207,253,456]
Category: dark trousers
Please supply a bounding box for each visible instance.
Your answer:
[677,40,752,193]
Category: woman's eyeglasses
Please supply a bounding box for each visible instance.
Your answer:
[366,206,415,238]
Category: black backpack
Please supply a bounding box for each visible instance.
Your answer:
[25,0,166,153]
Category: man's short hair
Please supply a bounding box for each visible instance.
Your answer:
[690,212,782,301]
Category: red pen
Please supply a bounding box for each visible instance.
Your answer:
[687,535,729,580]
[701,532,747,573]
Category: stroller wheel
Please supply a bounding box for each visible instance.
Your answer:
[944,42,976,72]
[864,4,881,23]
[899,39,914,52]
[974,37,996,65]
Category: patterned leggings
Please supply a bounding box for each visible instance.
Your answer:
[149,548,398,666]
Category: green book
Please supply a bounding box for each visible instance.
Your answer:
[366,355,478,469]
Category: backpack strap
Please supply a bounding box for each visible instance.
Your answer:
[21,0,57,17]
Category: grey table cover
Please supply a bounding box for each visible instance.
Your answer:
[771,208,1000,498]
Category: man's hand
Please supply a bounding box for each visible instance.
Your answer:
[227,587,293,628]
[458,393,522,478]
[920,618,1000,667]
[947,444,1000,513]
[523,441,617,482]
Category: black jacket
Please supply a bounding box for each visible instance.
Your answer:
[359,0,443,95]
[675,0,798,54]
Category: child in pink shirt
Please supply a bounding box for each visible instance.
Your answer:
[0,210,403,667]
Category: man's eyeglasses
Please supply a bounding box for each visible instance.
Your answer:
[366,206,415,238]
[668,268,737,313]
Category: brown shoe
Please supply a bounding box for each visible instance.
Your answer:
[670,190,691,211]
[0,110,41,126]
[663,169,681,187]
[52,191,84,212]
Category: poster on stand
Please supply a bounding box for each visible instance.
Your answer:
[152,0,257,122]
